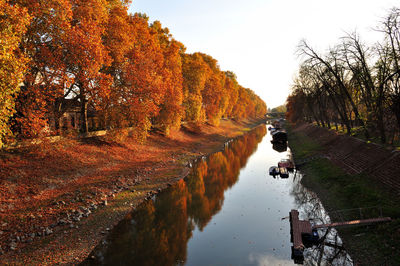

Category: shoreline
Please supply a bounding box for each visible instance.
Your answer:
[287,122,400,265]
[0,118,266,265]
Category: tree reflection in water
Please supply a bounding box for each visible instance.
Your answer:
[83,126,266,265]
[291,175,353,266]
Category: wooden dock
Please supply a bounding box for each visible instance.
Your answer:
[289,209,391,264]
[289,210,312,250]
[312,217,391,229]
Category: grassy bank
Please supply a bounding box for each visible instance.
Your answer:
[287,124,400,265]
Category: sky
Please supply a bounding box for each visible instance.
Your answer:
[128,0,399,109]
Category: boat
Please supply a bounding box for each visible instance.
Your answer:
[272,142,287,153]
[271,130,287,143]
[279,167,289,178]
[278,159,295,171]
[272,120,281,128]
[269,166,280,176]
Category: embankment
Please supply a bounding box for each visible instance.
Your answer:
[291,123,400,195]
[288,122,400,265]
[0,118,265,265]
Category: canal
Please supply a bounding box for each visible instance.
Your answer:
[83,125,352,265]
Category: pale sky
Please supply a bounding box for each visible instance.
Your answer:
[129,0,398,108]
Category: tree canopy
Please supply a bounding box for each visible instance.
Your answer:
[287,7,400,144]
[0,0,266,145]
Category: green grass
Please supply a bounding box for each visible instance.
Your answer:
[287,124,400,265]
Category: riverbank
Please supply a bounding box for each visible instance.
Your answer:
[287,122,400,265]
[0,118,265,265]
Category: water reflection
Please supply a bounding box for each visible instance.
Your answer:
[291,174,353,265]
[83,126,266,265]
[82,125,352,265]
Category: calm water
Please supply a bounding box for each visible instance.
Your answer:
[83,125,352,265]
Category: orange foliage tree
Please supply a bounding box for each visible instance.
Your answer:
[181,53,208,123]
[223,71,239,117]
[110,13,166,140]
[199,53,226,126]
[63,0,112,133]
[1,0,267,143]
[11,0,72,138]
[0,0,30,145]
[151,21,185,135]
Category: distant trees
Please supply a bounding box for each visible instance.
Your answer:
[0,0,266,146]
[287,7,400,144]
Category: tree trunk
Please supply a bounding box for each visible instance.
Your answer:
[80,87,88,133]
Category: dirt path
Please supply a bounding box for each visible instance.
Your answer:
[0,118,265,265]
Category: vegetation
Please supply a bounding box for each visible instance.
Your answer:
[287,125,400,265]
[0,0,266,147]
[286,7,400,145]
[269,104,286,114]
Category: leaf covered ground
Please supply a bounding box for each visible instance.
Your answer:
[0,118,263,265]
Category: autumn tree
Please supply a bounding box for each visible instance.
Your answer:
[223,71,239,117]
[111,13,166,140]
[2,0,267,142]
[151,21,185,135]
[98,0,134,129]
[10,0,72,138]
[63,0,112,133]
[0,0,30,145]
[198,53,226,125]
[181,53,208,123]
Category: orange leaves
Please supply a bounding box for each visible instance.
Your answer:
[152,21,185,134]
[1,0,266,143]
[0,0,31,144]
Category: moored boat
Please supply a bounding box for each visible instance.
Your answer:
[278,159,295,171]
[272,142,287,153]
[269,166,280,176]
[279,167,289,178]
[271,130,287,143]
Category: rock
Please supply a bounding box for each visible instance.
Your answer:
[83,209,91,217]
[9,241,17,250]
[69,224,75,229]
[58,219,68,225]
[102,200,108,206]
[45,228,53,235]
[30,233,35,238]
